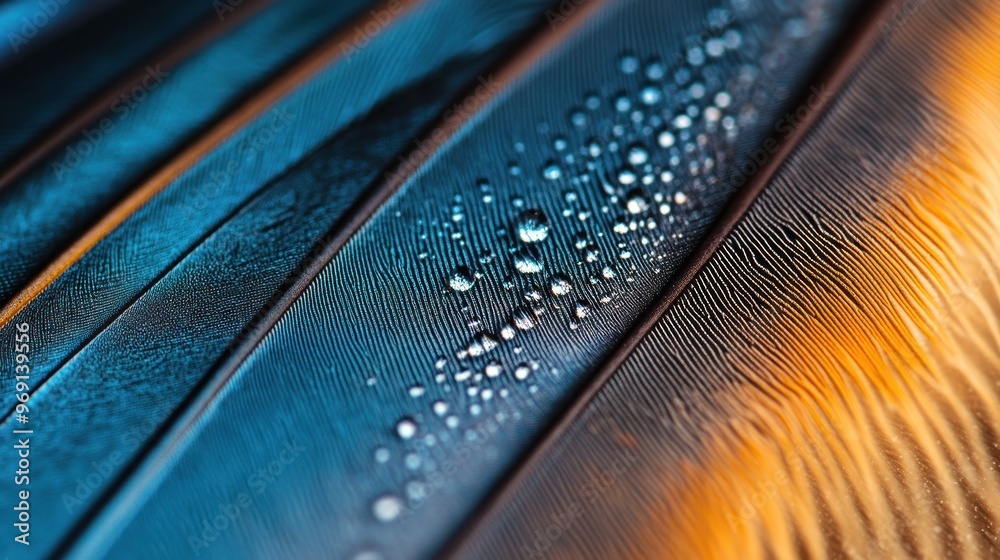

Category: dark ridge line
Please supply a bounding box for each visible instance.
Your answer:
[52,0,609,556]
[440,0,903,557]
[0,0,272,194]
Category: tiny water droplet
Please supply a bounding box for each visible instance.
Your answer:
[396,418,418,440]
[639,85,662,106]
[513,247,544,274]
[626,190,650,215]
[549,274,574,296]
[374,447,390,463]
[408,385,425,398]
[433,400,449,416]
[468,332,500,356]
[618,169,638,186]
[575,300,592,319]
[372,494,405,522]
[542,161,563,181]
[485,361,503,378]
[658,130,675,148]
[512,306,537,330]
[619,53,640,74]
[627,145,649,166]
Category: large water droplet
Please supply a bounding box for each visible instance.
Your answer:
[447,266,475,292]
[514,210,550,243]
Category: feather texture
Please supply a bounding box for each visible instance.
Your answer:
[455,0,1000,557]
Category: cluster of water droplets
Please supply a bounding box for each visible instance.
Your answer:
[357,3,819,546]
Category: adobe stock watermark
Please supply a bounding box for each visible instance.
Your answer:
[337,0,411,60]
[212,0,249,21]
[61,400,178,514]
[393,421,499,525]
[731,84,832,188]
[384,73,502,185]
[878,0,929,40]
[543,0,588,28]
[185,105,296,216]
[50,64,170,182]
[187,439,306,556]
[6,0,74,54]
[520,449,639,559]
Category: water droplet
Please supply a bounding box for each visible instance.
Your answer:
[455,369,472,382]
[646,59,666,81]
[674,191,689,205]
[575,300,592,319]
[468,332,500,357]
[614,95,632,113]
[408,385,425,398]
[618,169,638,186]
[619,53,640,74]
[514,364,531,380]
[396,418,418,440]
[542,161,563,181]
[627,145,649,166]
[626,190,650,215]
[373,494,405,522]
[715,91,732,108]
[405,453,421,470]
[658,130,676,148]
[640,85,662,106]
[374,447,390,463]
[447,266,475,292]
[513,247,544,274]
[512,306,537,330]
[433,400,449,416]
[514,210,550,243]
[485,361,503,378]
[549,274,573,296]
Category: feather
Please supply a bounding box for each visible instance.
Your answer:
[453,0,1000,558]
[32,0,863,558]
[4,0,994,559]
